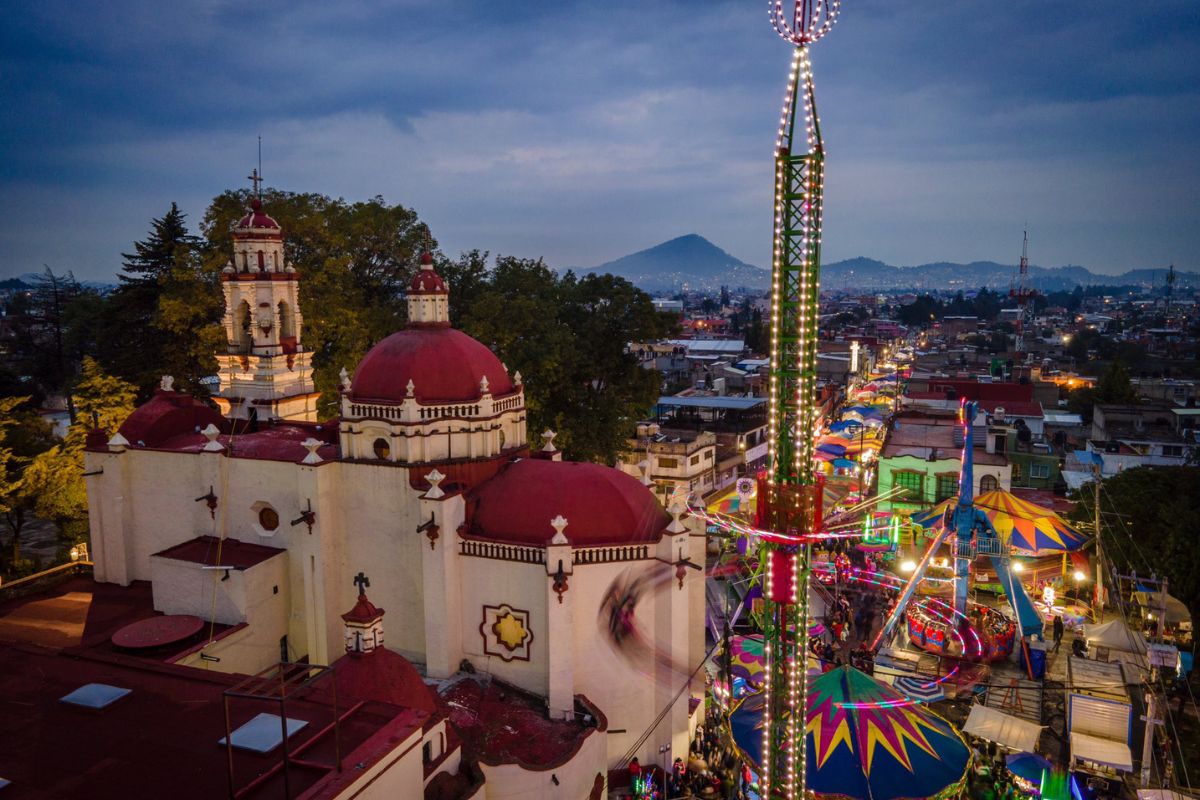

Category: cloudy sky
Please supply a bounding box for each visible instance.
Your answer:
[1,0,1196,281]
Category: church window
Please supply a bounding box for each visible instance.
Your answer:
[236,301,252,353]
[278,300,295,341]
[258,507,279,531]
[373,438,390,460]
[498,430,505,449]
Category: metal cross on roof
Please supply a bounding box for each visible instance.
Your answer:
[353,572,370,595]
[247,168,263,199]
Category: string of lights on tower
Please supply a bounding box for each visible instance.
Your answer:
[757,2,841,798]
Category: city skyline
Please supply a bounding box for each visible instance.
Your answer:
[1,0,1197,281]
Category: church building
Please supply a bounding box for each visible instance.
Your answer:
[83,196,707,798]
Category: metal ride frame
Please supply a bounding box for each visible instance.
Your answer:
[757,2,840,798]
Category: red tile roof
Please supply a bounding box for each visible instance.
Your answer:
[437,677,599,770]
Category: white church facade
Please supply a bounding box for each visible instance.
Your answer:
[84,198,706,796]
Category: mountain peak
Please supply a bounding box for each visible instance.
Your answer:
[580,234,767,292]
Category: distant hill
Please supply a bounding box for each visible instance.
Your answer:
[820,259,1196,292]
[572,234,769,293]
[572,235,1197,294]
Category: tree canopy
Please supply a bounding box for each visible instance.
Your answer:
[1070,467,1200,620]
[456,256,678,463]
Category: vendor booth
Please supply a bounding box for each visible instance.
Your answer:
[962,704,1043,754]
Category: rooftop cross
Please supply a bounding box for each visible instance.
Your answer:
[353,571,370,596]
[247,167,263,199]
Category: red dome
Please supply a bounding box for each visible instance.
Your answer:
[351,328,515,405]
[408,265,447,295]
[324,647,437,715]
[118,391,226,448]
[235,199,281,231]
[465,459,670,547]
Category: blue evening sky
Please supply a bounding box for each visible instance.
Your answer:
[0,1,1196,281]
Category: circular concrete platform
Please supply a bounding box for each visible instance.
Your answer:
[111,614,204,650]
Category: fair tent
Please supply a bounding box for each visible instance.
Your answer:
[1132,591,1192,627]
[962,705,1043,754]
[1084,618,1148,655]
[1070,731,1133,772]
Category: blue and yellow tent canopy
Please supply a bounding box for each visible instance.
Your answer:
[729,666,969,800]
[911,489,1088,553]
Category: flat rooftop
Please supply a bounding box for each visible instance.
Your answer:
[0,643,427,800]
[153,536,285,570]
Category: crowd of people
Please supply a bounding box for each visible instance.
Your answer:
[625,704,753,800]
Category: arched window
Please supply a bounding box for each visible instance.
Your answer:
[498,430,506,450]
[373,438,390,460]
[979,474,999,492]
[278,300,296,352]
[235,300,253,353]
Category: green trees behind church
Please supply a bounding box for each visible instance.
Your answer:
[16,189,674,465]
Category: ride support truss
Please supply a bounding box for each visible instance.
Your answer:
[757,19,833,798]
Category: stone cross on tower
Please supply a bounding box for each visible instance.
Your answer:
[353,571,370,596]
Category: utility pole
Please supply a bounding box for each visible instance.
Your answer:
[1141,692,1163,787]
[1093,462,1105,614]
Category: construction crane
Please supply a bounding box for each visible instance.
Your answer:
[754,2,840,797]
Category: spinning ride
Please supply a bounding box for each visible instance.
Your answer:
[874,401,1041,660]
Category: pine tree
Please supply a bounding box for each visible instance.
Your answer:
[103,205,216,396]
[119,202,199,284]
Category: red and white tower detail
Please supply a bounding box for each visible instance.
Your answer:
[215,180,318,422]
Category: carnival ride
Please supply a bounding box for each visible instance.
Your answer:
[729,666,971,800]
[873,400,1042,663]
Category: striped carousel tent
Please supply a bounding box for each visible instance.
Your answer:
[729,666,969,799]
[911,489,1088,554]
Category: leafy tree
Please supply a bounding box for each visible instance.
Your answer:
[1070,467,1200,620]
[744,307,766,353]
[0,396,56,568]
[21,359,138,550]
[458,257,677,463]
[896,294,943,327]
[1094,360,1138,405]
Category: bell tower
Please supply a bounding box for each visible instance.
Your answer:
[215,179,318,422]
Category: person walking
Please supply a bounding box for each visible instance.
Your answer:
[1052,614,1065,653]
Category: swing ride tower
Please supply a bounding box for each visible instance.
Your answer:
[755,2,841,797]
